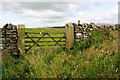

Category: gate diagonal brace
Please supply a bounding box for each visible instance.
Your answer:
[25,33,46,53]
[46,33,63,47]
[56,33,65,46]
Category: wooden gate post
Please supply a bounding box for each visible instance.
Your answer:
[65,23,74,50]
[18,24,25,53]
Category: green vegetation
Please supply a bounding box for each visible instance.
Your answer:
[2,29,120,78]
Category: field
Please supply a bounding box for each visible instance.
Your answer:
[2,29,120,78]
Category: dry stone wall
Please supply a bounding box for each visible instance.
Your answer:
[1,23,20,57]
[74,21,119,42]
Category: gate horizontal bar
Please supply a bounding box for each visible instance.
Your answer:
[25,36,66,38]
[25,41,66,43]
[25,32,65,34]
[25,44,65,47]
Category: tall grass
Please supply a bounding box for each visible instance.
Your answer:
[2,29,120,78]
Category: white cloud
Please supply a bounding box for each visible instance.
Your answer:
[22,9,65,19]
[0,16,3,28]
[0,16,2,20]
[1,0,119,2]
[96,5,118,23]
[1,1,119,27]
[77,3,118,24]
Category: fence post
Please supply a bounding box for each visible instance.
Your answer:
[65,23,74,50]
[18,24,25,53]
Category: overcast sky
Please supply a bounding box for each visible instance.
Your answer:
[0,0,119,28]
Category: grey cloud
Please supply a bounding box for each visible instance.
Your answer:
[47,16,65,19]
[1,0,119,2]
[20,2,70,12]
[42,19,63,23]
[1,2,91,26]
[2,2,89,13]
[2,2,69,13]
[2,2,89,19]
[2,2,22,13]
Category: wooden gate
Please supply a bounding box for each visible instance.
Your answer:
[24,28,66,53]
[17,23,75,53]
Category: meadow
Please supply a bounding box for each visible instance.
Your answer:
[2,28,120,78]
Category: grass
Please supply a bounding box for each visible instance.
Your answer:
[2,29,120,78]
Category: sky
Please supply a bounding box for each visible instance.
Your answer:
[0,0,119,28]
